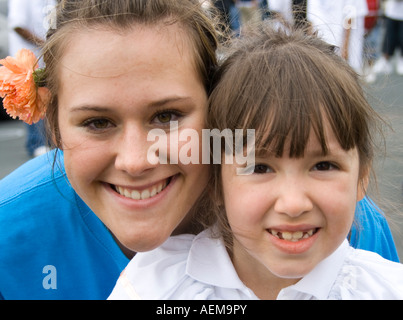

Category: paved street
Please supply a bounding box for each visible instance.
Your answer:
[0,73,402,261]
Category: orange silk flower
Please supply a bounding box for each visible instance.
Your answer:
[0,49,50,125]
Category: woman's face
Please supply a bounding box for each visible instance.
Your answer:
[57,24,209,252]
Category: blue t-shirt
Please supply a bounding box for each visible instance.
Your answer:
[0,150,399,299]
[351,197,400,262]
[0,150,129,300]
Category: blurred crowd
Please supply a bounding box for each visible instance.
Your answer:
[214,0,403,83]
[0,0,55,158]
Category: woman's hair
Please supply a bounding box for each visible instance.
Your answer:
[42,0,220,148]
[206,22,385,249]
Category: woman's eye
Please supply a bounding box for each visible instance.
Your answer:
[313,161,337,171]
[156,112,173,124]
[152,110,183,125]
[82,118,114,131]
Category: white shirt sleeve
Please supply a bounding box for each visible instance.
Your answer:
[329,248,403,299]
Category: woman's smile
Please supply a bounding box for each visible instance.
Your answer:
[103,173,179,210]
[111,175,174,201]
[58,24,210,252]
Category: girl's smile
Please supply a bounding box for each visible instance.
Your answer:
[267,226,321,255]
[222,123,369,298]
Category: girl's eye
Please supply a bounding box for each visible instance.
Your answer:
[253,164,273,174]
[313,161,337,171]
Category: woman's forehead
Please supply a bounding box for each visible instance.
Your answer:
[58,23,196,79]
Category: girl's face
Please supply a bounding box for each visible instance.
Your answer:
[57,24,209,252]
[221,123,368,293]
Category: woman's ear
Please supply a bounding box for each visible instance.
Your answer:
[357,165,370,202]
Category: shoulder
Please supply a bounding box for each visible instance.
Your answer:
[331,247,403,299]
[0,150,128,299]
[109,233,197,299]
[0,151,73,225]
[0,150,65,203]
[351,197,400,262]
[109,229,257,300]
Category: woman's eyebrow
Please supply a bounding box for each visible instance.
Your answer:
[147,96,195,108]
[70,97,195,113]
[70,105,110,113]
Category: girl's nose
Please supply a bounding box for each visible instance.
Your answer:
[273,178,314,218]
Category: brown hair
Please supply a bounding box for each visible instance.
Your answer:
[42,0,220,148]
[206,22,385,248]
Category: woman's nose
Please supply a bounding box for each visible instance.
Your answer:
[114,125,158,176]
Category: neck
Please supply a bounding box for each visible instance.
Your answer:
[231,242,299,300]
[110,232,136,260]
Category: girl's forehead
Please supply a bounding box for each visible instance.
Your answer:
[254,118,346,158]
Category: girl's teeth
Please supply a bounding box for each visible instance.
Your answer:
[270,229,317,241]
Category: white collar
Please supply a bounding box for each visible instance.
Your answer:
[186,229,256,297]
[278,240,350,299]
[186,228,350,300]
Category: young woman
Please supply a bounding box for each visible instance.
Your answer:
[0,0,218,299]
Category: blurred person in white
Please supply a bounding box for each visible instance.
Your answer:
[307,0,369,74]
[268,0,294,25]
[236,0,261,27]
[372,0,403,76]
[8,0,56,157]
[268,0,310,28]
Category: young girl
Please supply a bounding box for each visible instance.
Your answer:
[109,23,403,300]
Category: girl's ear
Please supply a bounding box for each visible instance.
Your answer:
[357,165,370,202]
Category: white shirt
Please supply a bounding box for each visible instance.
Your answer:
[109,228,403,300]
[385,0,403,21]
[268,0,294,25]
[8,0,56,65]
[307,0,368,46]
[307,0,368,72]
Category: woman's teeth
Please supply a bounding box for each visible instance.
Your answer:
[269,229,317,242]
[115,179,169,200]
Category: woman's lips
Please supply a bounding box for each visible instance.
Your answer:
[109,174,178,205]
[113,177,172,200]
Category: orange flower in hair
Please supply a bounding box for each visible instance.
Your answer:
[0,49,50,125]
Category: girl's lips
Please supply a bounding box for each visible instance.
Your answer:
[268,228,319,242]
[267,227,321,255]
